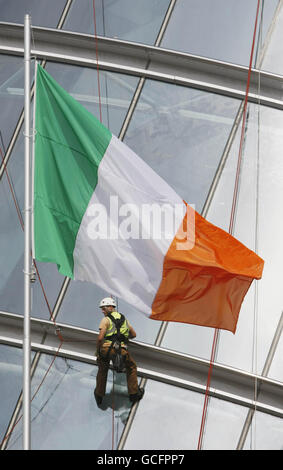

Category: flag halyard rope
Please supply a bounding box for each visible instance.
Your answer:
[197,0,262,450]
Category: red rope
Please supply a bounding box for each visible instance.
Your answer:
[0,147,24,231]
[197,329,218,450]
[0,140,65,447]
[92,0,117,450]
[0,146,56,324]
[1,340,63,448]
[229,0,261,234]
[93,0,103,123]
[197,0,261,450]
[92,0,118,450]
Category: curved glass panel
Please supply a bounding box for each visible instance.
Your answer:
[45,62,139,137]
[0,122,64,318]
[202,397,247,450]
[0,0,66,27]
[125,380,204,450]
[0,56,29,153]
[57,281,160,345]
[243,411,283,450]
[261,3,283,75]
[0,345,23,444]
[56,279,112,331]
[162,0,278,67]
[268,326,283,383]
[125,380,246,449]
[124,79,240,213]
[207,103,283,376]
[7,353,131,450]
[63,0,170,45]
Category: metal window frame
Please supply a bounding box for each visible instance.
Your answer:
[0,310,282,420]
[0,23,283,110]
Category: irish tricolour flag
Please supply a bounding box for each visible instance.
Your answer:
[33,65,264,333]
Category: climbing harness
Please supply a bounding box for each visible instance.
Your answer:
[104,313,129,373]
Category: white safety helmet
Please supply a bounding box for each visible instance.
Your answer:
[99,297,116,308]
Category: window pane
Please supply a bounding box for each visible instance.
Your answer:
[7,354,131,449]
[125,380,204,449]
[162,0,279,67]
[125,380,246,450]
[45,62,139,136]
[203,397,247,449]
[207,103,283,375]
[0,0,66,27]
[125,79,240,213]
[57,281,161,345]
[261,3,283,75]
[0,125,64,318]
[243,411,283,450]
[0,345,23,444]
[63,0,171,45]
[0,56,29,152]
[268,327,283,383]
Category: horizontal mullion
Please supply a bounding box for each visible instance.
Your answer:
[0,311,282,417]
[1,333,283,419]
[1,23,283,110]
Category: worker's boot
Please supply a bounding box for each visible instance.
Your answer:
[94,389,103,406]
[129,386,144,404]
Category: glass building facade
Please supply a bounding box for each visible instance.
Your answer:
[0,0,283,450]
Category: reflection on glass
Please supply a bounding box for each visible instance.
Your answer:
[0,56,31,152]
[203,397,247,449]
[57,279,160,345]
[0,124,64,318]
[208,103,283,376]
[161,322,214,360]
[0,0,66,27]
[45,62,139,136]
[125,79,240,213]
[125,379,246,450]
[261,3,283,75]
[268,326,283,383]
[63,0,170,45]
[243,410,283,450]
[8,354,131,450]
[162,0,279,66]
[56,279,112,331]
[125,380,204,449]
[0,345,23,444]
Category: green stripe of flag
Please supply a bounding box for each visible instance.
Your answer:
[34,64,112,278]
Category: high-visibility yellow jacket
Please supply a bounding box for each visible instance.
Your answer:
[104,311,129,346]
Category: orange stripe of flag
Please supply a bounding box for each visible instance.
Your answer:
[151,205,264,333]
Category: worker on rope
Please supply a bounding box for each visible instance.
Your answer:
[94,297,144,407]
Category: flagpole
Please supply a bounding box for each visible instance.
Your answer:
[23,13,31,450]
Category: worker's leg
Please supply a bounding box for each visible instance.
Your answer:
[95,344,111,401]
[122,349,138,395]
[122,349,144,402]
